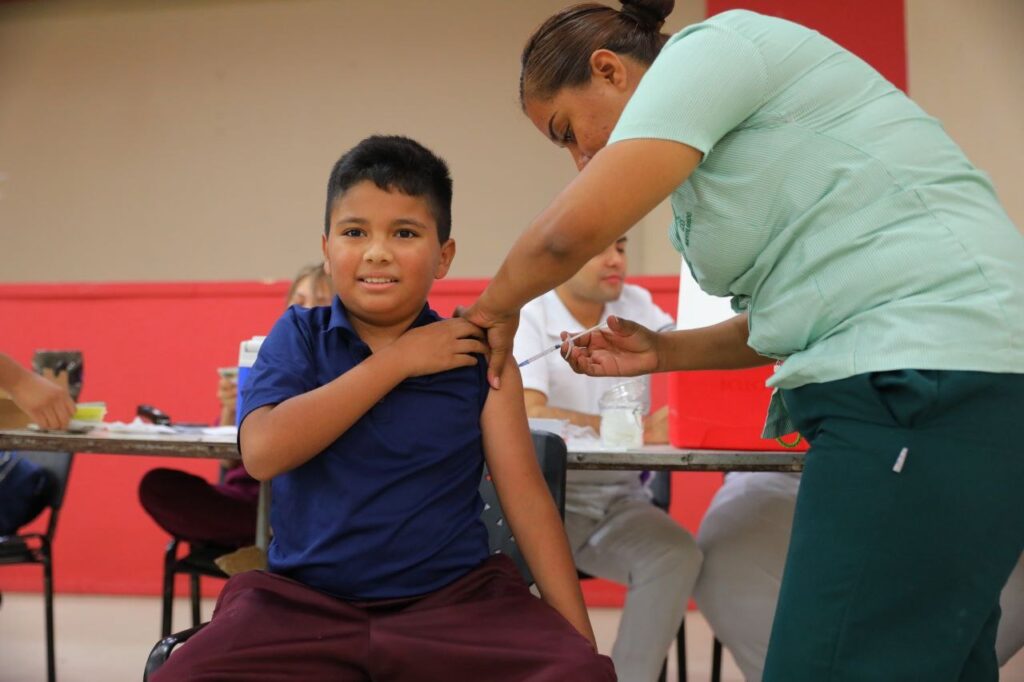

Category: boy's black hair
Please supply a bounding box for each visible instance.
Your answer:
[324,135,453,242]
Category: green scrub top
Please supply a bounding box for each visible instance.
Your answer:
[608,9,1024,436]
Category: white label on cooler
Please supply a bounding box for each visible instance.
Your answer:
[676,263,734,331]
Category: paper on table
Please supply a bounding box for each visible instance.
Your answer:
[199,425,238,437]
[102,418,177,435]
[27,420,98,434]
[565,423,603,449]
[527,417,569,439]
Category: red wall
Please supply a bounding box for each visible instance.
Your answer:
[1,277,720,608]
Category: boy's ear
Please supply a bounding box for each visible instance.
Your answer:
[435,238,456,279]
[321,234,331,275]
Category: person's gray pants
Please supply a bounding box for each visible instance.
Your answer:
[566,494,702,682]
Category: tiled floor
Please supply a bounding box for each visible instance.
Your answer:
[3,593,736,682]
[1,592,1022,681]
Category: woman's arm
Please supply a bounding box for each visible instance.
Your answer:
[465,138,701,387]
[481,363,596,647]
[658,314,772,371]
[564,314,773,377]
[241,318,488,480]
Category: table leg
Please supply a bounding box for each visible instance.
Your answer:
[255,480,271,551]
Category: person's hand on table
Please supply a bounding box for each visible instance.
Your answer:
[561,315,662,378]
[9,370,75,431]
[459,302,519,390]
[643,405,670,444]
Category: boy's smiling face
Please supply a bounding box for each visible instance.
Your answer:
[323,180,455,332]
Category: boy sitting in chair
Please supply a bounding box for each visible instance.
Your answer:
[152,135,614,681]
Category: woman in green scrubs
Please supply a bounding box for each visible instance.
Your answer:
[464,2,1024,680]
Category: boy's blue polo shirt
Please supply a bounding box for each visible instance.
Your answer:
[240,298,491,599]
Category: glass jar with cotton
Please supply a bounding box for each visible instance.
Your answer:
[598,379,647,449]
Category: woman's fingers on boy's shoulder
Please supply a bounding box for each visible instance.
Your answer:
[418,317,481,340]
[448,316,485,338]
[456,338,489,356]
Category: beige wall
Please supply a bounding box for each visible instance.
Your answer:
[0,1,1020,283]
[0,0,700,283]
[906,0,1024,233]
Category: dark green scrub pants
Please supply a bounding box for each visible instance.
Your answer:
[763,370,1024,682]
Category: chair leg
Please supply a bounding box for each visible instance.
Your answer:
[190,573,201,627]
[161,539,178,638]
[677,614,687,682]
[145,623,210,680]
[43,548,56,682]
[711,636,723,682]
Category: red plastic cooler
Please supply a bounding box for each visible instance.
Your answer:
[667,366,807,451]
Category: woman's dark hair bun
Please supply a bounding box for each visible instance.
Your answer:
[619,0,674,31]
[520,0,674,103]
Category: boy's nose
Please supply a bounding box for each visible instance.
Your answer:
[364,240,392,262]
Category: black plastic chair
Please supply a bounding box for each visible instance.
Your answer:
[651,472,684,682]
[150,439,237,637]
[159,537,231,637]
[711,637,723,682]
[479,429,567,584]
[134,403,236,637]
[144,430,569,679]
[0,450,74,682]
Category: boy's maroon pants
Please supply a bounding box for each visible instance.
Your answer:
[151,555,616,681]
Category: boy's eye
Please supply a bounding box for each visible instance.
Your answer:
[396,229,418,239]
[561,124,575,145]
[341,228,365,237]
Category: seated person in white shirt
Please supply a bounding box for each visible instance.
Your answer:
[514,236,702,682]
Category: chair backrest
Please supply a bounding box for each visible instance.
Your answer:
[15,451,73,539]
[478,430,567,585]
[647,469,671,513]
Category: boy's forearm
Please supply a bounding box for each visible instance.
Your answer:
[483,365,597,644]
[240,348,408,479]
[504,485,596,645]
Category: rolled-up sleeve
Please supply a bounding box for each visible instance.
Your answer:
[239,308,318,426]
